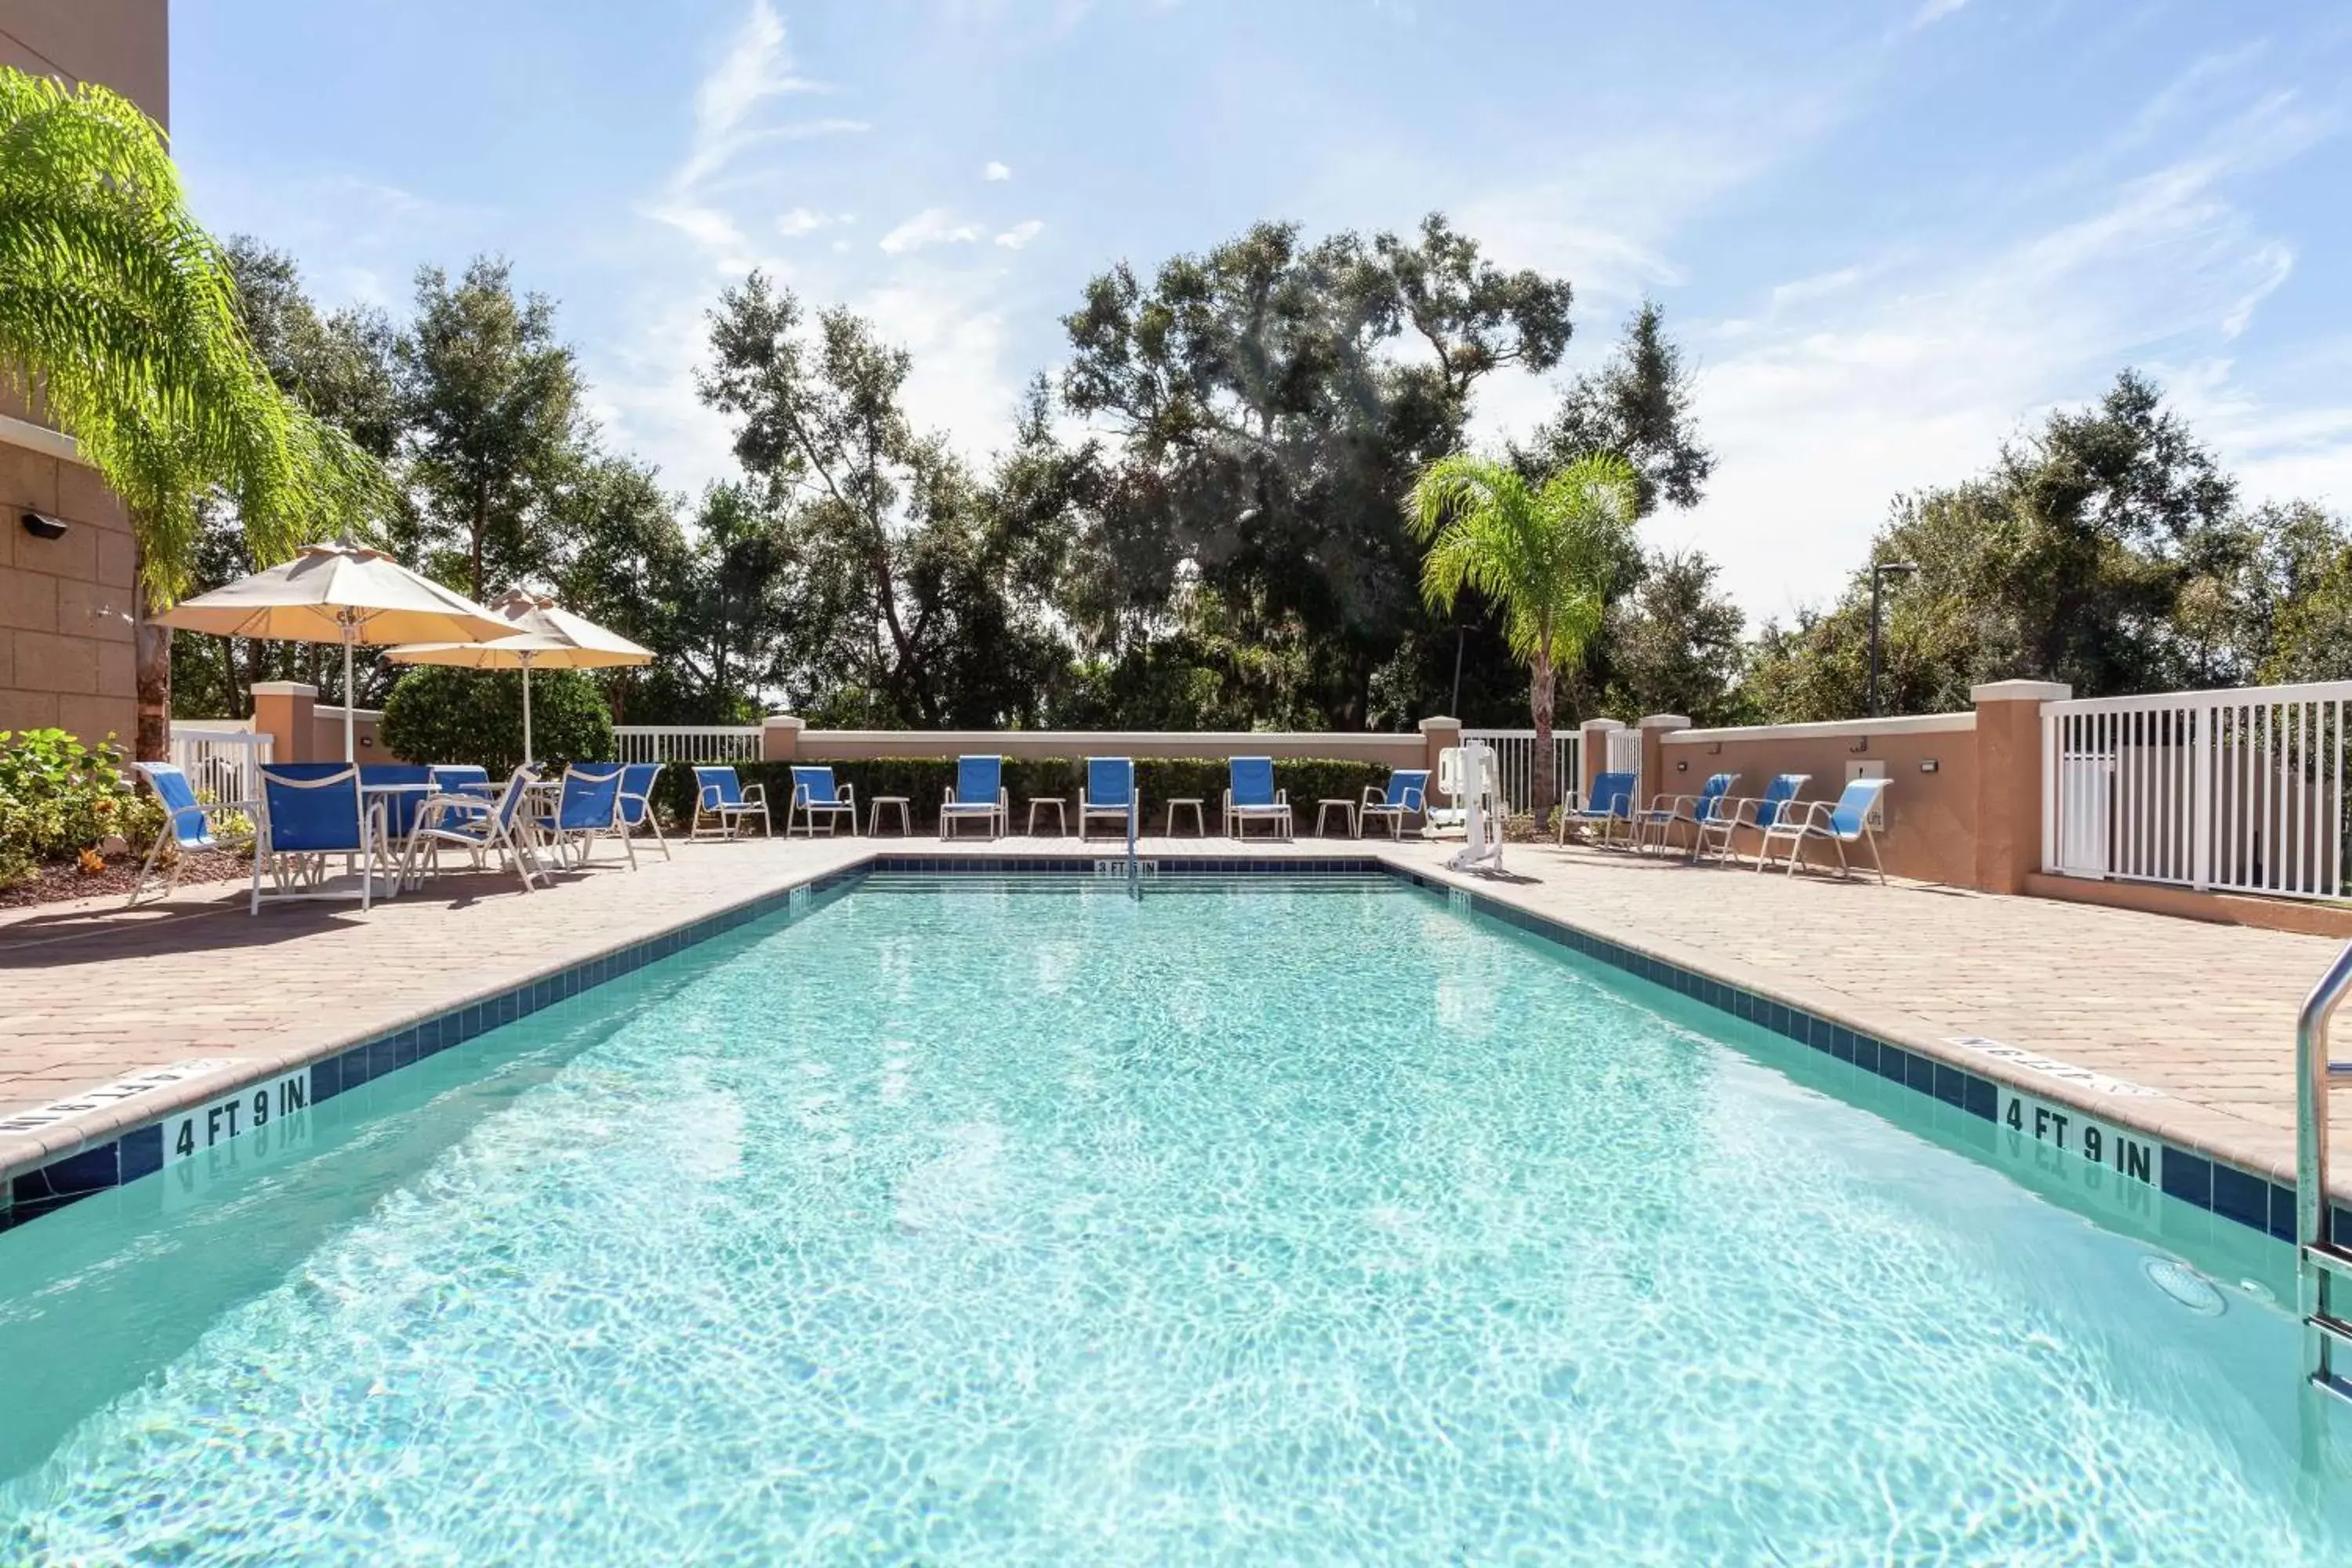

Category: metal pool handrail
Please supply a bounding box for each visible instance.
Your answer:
[2297,936,2352,1394]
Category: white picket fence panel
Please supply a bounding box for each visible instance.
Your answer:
[168,726,271,805]
[2042,681,2352,901]
[613,725,763,764]
[1461,730,1583,815]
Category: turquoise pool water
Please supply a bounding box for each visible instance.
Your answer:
[2,873,2348,1563]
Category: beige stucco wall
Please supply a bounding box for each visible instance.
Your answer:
[0,0,169,752]
[1661,713,1981,886]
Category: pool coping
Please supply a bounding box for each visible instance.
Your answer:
[5,847,2343,1249]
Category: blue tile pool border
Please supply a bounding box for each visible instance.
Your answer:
[3,853,2322,1250]
[1378,864,2317,1251]
[0,861,872,1232]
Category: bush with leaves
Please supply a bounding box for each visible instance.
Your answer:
[0,728,164,886]
[380,666,616,776]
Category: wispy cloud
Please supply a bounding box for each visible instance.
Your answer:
[982,160,1012,182]
[880,208,983,252]
[778,207,853,237]
[993,219,1044,249]
[1909,0,1967,31]
[642,0,864,254]
[1669,100,2335,616]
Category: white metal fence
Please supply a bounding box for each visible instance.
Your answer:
[1461,730,1583,815]
[2042,681,2352,901]
[168,726,271,804]
[614,725,763,764]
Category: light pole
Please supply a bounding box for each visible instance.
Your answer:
[1868,560,1918,717]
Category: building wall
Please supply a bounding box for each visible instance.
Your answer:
[0,0,169,751]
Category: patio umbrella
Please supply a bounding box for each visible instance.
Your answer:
[383,590,652,765]
[162,543,513,762]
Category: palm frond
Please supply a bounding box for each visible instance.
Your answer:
[0,67,384,599]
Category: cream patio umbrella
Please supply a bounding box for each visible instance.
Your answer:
[162,543,514,763]
[383,590,653,766]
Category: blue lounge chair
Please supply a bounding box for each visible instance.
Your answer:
[617,761,671,861]
[543,763,633,869]
[781,766,849,838]
[405,765,544,891]
[1080,757,1134,841]
[1223,756,1292,841]
[1759,776,1892,882]
[939,754,1007,841]
[1358,768,1430,840]
[1700,773,1809,866]
[128,761,250,907]
[252,761,392,914]
[1632,771,1738,856]
[1556,771,1636,847]
[695,764,775,839]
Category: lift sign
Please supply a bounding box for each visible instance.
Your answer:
[1998,1087,2155,1185]
[162,1071,310,1164]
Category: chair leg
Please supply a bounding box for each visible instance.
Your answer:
[127,826,169,908]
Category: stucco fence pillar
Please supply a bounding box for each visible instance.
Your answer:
[1971,679,2070,895]
[761,713,804,764]
[249,681,317,764]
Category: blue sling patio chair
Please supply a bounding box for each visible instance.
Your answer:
[251,761,392,914]
[543,763,633,869]
[782,766,851,838]
[1223,756,1292,841]
[1758,776,1893,883]
[1557,771,1637,848]
[939,754,1007,841]
[693,765,775,839]
[1357,768,1431,840]
[429,764,492,798]
[616,761,671,861]
[403,764,544,892]
[1698,773,1810,866]
[1080,757,1134,841]
[1632,771,1739,856]
[127,761,252,907]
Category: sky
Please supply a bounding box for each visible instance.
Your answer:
[171,0,2352,623]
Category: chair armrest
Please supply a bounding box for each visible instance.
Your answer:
[740,782,769,806]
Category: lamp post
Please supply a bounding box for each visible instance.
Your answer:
[1868,560,1918,717]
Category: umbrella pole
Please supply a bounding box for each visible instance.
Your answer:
[521,657,534,768]
[343,631,357,764]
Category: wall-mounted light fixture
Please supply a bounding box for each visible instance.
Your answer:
[1676,759,1689,772]
[1921,758,1940,773]
[1849,736,1870,754]
[20,510,68,541]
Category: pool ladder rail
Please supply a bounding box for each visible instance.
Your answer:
[2296,937,2352,1403]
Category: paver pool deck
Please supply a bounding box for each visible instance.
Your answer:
[2,833,2346,1206]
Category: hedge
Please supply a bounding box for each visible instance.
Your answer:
[648,757,1401,835]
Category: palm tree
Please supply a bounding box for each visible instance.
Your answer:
[0,68,379,757]
[1408,452,1639,825]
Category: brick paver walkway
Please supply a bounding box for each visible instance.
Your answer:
[3,833,2346,1201]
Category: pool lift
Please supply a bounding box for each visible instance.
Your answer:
[2296,936,2352,1407]
[1446,739,1504,876]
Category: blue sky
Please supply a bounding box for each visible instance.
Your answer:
[172,0,2352,620]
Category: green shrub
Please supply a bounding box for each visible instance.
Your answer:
[381,666,616,777]
[648,756,1399,835]
[0,728,164,886]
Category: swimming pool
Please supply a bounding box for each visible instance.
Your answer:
[2,871,2348,1562]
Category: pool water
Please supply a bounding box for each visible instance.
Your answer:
[3,873,2349,1563]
